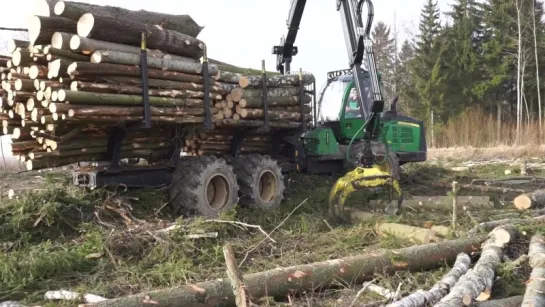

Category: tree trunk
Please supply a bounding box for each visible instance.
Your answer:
[370,197,493,212]
[435,226,519,307]
[215,119,305,129]
[28,16,77,46]
[238,95,311,108]
[91,234,488,307]
[386,253,471,307]
[91,50,218,75]
[51,32,74,50]
[237,108,306,121]
[67,62,206,84]
[70,81,225,98]
[11,49,33,67]
[521,234,545,307]
[54,0,203,37]
[69,36,192,60]
[78,13,205,58]
[467,215,545,236]
[33,0,56,17]
[7,39,30,53]
[514,190,545,210]
[59,105,216,117]
[232,87,301,100]
[377,223,439,244]
[56,90,212,107]
[29,65,48,80]
[223,243,250,307]
[44,45,90,62]
[238,74,315,88]
[14,79,36,91]
[475,296,523,307]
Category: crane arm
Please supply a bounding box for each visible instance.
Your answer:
[272,0,307,74]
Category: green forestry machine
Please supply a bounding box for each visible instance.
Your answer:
[73,0,426,218]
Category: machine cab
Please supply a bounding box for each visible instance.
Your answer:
[317,70,380,141]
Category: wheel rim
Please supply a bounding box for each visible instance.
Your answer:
[205,174,230,210]
[258,170,278,203]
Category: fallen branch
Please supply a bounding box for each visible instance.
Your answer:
[223,243,250,307]
[431,182,526,194]
[435,225,520,306]
[89,233,488,307]
[44,290,107,303]
[205,219,276,243]
[386,253,471,307]
[521,234,545,306]
[350,279,376,307]
[367,284,396,300]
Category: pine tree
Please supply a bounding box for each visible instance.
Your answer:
[411,0,444,125]
[441,0,485,118]
[396,40,419,115]
[372,21,396,102]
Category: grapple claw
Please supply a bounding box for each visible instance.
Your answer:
[328,164,403,220]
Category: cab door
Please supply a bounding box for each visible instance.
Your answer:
[339,80,366,140]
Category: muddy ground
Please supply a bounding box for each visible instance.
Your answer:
[1,151,544,306]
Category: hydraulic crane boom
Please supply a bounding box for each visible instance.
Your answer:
[272,0,307,74]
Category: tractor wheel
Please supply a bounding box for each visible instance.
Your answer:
[168,156,239,217]
[346,141,400,180]
[233,154,285,209]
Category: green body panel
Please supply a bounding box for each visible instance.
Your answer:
[302,127,341,155]
[382,121,421,152]
[306,73,423,160]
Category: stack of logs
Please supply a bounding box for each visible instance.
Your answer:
[0,0,315,170]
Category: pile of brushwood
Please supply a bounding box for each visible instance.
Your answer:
[0,0,314,171]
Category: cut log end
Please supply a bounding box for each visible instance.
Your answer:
[27,16,42,46]
[51,32,66,49]
[53,1,65,16]
[90,51,102,63]
[69,35,81,51]
[77,13,94,38]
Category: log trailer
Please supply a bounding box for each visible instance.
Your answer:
[72,0,426,218]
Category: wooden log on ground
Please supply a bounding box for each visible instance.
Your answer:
[91,50,218,75]
[386,253,471,307]
[467,215,545,236]
[371,197,493,212]
[475,296,523,307]
[54,0,203,37]
[90,234,489,307]
[77,13,205,58]
[431,182,526,194]
[521,234,545,307]
[435,225,520,307]
[377,223,439,244]
[28,16,77,46]
[223,243,250,307]
[514,190,545,210]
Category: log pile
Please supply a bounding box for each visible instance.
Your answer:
[0,0,315,170]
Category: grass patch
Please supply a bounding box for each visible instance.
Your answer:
[0,163,543,305]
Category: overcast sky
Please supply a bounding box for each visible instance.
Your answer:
[0,0,453,89]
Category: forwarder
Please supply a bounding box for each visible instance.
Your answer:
[73,0,426,218]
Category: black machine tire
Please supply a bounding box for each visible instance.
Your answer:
[168,156,239,217]
[233,154,285,209]
[346,141,400,180]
